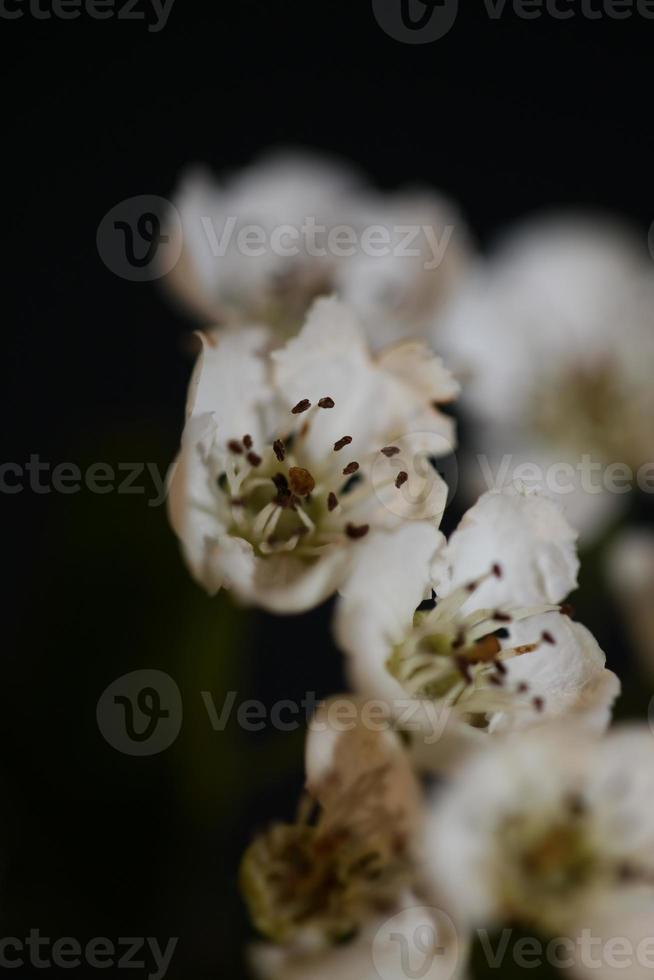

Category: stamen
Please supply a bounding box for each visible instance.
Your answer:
[492,564,503,578]
[381,447,400,457]
[517,682,530,694]
[288,467,316,497]
[334,436,353,452]
[343,461,360,476]
[542,631,556,644]
[346,523,369,540]
[247,452,262,467]
[532,696,545,712]
[493,611,513,623]
[328,492,338,512]
[243,435,253,449]
[228,440,243,455]
[395,471,408,489]
[273,439,286,462]
[291,399,311,415]
[318,397,335,409]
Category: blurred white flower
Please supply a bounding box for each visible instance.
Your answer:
[336,488,619,752]
[168,297,458,613]
[243,697,462,980]
[164,150,469,349]
[607,529,654,680]
[439,215,654,539]
[425,725,654,938]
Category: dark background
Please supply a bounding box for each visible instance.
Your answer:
[2,2,653,977]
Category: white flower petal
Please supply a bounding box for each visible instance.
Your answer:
[335,524,445,703]
[445,487,579,608]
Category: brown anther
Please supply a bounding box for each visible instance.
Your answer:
[493,611,512,623]
[334,436,353,452]
[273,439,286,462]
[560,603,576,618]
[346,523,369,540]
[272,473,289,493]
[328,492,338,512]
[517,682,530,694]
[456,656,472,684]
[542,630,556,645]
[291,399,311,414]
[465,581,477,594]
[246,452,262,467]
[228,439,243,455]
[243,434,253,449]
[492,563,503,578]
[318,397,335,409]
[495,659,508,675]
[532,696,545,712]
[343,461,360,476]
[381,446,400,458]
[395,471,408,489]
[288,467,316,497]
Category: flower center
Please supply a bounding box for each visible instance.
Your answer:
[214,398,406,560]
[387,566,558,720]
[239,768,411,945]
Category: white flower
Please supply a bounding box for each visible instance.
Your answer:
[439,215,654,539]
[425,725,654,938]
[336,488,619,750]
[164,152,359,332]
[242,698,462,980]
[164,151,469,349]
[168,297,458,613]
[607,529,654,680]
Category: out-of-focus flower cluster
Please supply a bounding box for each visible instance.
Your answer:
[163,151,654,980]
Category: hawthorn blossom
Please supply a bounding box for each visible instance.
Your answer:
[167,297,458,613]
[438,215,654,539]
[163,151,469,348]
[241,698,462,980]
[425,725,654,940]
[336,488,619,751]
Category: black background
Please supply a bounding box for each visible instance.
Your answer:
[2,1,653,977]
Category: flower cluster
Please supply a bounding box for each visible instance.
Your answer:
[164,152,653,980]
